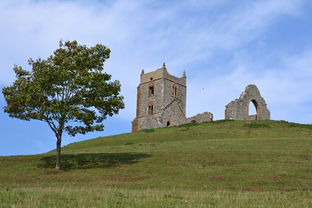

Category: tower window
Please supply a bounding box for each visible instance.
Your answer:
[148,104,154,115]
[173,84,178,97]
[149,86,154,96]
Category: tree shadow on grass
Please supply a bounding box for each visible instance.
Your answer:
[38,153,151,170]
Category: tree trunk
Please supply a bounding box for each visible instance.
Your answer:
[55,136,62,169]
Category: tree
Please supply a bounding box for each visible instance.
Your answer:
[2,40,124,169]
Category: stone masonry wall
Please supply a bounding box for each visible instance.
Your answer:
[132,63,213,131]
[187,112,213,123]
[225,84,270,120]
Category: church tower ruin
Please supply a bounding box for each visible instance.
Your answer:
[132,63,213,132]
[132,63,187,131]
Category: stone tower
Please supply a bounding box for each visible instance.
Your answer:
[132,63,187,131]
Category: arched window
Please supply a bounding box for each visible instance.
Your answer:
[173,84,178,97]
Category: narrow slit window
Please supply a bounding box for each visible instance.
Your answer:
[149,86,154,96]
[148,104,153,115]
[173,84,178,97]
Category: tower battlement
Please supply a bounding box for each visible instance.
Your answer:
[140,63,186,86]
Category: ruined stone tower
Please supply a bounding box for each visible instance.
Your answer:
[132,63,213,132]
[132,63,187,131]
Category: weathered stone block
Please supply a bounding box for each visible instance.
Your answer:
[187,112,213,123]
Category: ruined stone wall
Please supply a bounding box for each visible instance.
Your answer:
[133,65,271,132]
[225,85,270,120]
[187,112,213,123]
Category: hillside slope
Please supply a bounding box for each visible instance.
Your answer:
[1,120,312,207]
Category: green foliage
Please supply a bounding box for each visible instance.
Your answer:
[2,40,124,169]
[2,40,124,137]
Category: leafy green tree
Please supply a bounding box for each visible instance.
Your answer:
[2,40,124,169]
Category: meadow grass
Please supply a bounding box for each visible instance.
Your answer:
[1,187,312,208]
[0,120,312,207]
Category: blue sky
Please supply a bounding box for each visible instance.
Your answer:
[1,0,312,156]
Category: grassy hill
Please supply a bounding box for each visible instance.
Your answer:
[1,120,312,207]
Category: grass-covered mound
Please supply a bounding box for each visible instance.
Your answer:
[1,120,312,207]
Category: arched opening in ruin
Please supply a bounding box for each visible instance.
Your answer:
[166,121,171,127]
[248,99,259,120]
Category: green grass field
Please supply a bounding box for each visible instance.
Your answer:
[1,120,312,207]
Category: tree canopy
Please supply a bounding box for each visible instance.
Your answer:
[2,40,124,169]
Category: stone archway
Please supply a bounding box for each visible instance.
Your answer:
[248,99,259,120]
[225,85,270,120]
[166,121,171,127]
